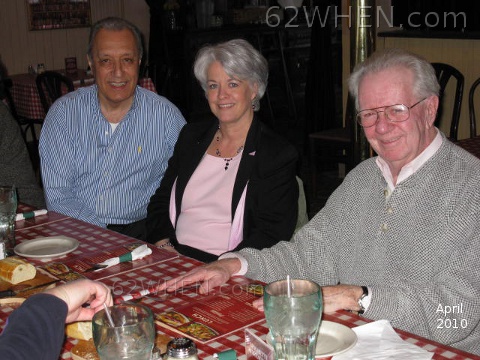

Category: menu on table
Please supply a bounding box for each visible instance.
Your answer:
[39,243,178,281]
[155,280,265,343]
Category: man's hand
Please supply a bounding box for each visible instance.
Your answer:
[159,258,242,294]
[44,279,112,323]
[322,284,363,313]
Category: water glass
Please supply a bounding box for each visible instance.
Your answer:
[92,303,155,360]
[0,185,17,257]
[264,279,322,360]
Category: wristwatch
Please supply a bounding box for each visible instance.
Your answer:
[357,286,369,314]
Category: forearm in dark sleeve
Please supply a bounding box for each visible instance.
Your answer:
[0,294,68,360]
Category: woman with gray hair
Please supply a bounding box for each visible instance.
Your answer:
[146,39,299,262]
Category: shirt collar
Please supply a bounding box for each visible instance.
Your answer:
[376,128,443,191]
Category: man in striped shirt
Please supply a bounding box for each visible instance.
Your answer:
[39,17,186,240]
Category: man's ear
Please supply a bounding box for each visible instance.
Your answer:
[87,55,93,71]
[425,95,439,127]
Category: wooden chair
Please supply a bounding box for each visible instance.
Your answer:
[468,76,480,138]
[35,71,74,115]
[308,95,356,194]
[431,62,465,141]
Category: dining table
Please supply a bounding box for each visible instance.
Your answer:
[9,69,157,121]
[1,205,479,360]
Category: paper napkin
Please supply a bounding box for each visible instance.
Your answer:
[98,244,152,268]
[332,320,434,360]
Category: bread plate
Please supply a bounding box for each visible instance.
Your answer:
[14,236,79,259]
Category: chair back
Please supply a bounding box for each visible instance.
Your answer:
[431,62,464,141]
[35,71,74,114]
[468,77,480,138]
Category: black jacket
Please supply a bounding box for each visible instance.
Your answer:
[146,117,299,262]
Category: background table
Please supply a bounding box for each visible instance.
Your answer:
[456,136,480,159]
[9,70,157,120]
[1,211,479,360]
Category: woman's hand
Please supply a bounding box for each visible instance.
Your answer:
[44,279,112,323]
[154,238,178,253]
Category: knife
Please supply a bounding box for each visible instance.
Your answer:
[0,279,60,298]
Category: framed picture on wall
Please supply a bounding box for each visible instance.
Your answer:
[27,0,91,31]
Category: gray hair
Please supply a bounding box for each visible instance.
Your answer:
[348,48,440,110]
[193,39,268,111]
[87,17,143,61]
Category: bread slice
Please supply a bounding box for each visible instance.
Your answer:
[0,257,36,284]
[71,339,99,360]
[66,321,93,340]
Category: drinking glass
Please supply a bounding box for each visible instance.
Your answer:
[264,279,322,360]
[0,185,17,257]
[92,303,155,360]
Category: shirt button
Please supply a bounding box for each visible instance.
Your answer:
[104,172,109,177]
[387,207,393,214]
[381,223,388,232]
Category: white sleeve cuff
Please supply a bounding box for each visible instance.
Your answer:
[218,252,248,276]
[363,286,373,312]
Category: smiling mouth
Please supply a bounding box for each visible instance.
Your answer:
[218,103,234,108]
[110,82,127,87]
[382,136,401,144]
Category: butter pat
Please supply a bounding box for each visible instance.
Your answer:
[0,257,36,284]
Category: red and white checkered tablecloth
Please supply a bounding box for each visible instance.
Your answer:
[9,71,157,120]
[1,214,479,360]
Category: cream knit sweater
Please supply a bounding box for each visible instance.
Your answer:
[241,135,480,355]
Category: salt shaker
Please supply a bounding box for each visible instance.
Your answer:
[164,338,199,360]
[37,63,45,74]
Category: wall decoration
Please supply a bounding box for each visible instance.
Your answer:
[27,0,91,31]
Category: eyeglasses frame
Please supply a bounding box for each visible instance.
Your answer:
[356,97,428,128]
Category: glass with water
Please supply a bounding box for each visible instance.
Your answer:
[92,303,155,360]
[0,185,17,257]
[264,279,322,360]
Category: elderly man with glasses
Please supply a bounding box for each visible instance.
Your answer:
[159,48,480,355]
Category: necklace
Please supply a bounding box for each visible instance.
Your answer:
[215,132,244,171]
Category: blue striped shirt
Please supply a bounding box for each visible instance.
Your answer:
[39,85,186,227]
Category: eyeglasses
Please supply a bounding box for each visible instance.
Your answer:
[356,98,427,128]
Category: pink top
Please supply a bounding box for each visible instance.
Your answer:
[170,152,246,255]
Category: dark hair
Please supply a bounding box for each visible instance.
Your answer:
[87,17,143,61]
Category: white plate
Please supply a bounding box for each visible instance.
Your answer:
[14,236,79,259]
[315,321,357,358]
[267,321,357,358]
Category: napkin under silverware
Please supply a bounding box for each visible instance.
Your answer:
[96,244,152,269]
[332,320,434,360]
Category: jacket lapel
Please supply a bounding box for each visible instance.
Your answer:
[231,117,260,217]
